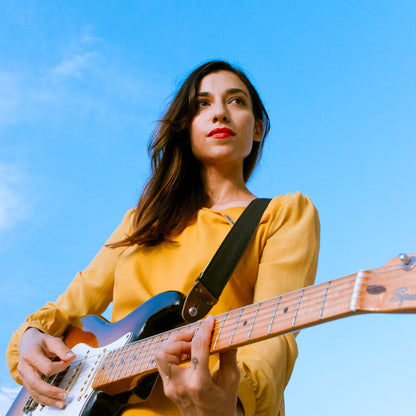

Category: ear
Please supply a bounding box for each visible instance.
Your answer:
[253,119,263,143]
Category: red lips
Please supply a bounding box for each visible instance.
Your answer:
[208,127,236,138]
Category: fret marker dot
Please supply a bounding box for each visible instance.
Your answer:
[284,308,288,313]
[133,356,137,360]
[243,321,247,326]
[110,364,114,368]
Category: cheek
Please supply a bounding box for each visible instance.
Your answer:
[189,115,204,140]
[189,128,200,151]
[241,116,256,139]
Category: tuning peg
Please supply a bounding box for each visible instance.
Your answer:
[398,253,415,270]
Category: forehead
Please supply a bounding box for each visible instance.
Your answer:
[198,70,250,95]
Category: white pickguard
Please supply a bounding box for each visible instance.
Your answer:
[23,332,132,416]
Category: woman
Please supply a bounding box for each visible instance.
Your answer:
[7,60,320,415]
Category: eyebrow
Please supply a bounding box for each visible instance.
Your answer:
[197,88,250,98]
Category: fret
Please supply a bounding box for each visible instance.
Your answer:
[213,312,227,350]
[350,270,364,311]
[98,350,111,385]
[102,348,118,384]
[267,296,281,335]
[124,342,140,378]
[151,333,165,370]
[291,289,304,327]
[115,348,130,381]
[122,344,133,377]
[129,342,145,375]
[229,308,243,346]
[195,321,203,337]
[145,334,163,371]
[94,348,109,387]
[117,347,130,380]
[88,256,412,397]
[247,303,261,340]
[137,338,153,374]
[108,347,123,383]
[319,281,331,320]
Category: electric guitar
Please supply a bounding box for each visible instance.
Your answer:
[7,253,416,416]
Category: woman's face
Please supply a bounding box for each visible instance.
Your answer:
[189,70,262,171]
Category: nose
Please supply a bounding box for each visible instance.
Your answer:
[211,101,229,123]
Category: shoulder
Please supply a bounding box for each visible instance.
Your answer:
[265,192,317,216]
[260,192,320,233]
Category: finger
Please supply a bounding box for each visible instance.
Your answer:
[166,330,194,345]
[21,346,72,378]
[155,334,193,380]
[190,315,214,374]
[18,361,67,408]
[19,331,76,377]
[159,362,174,381]
[156,340,192,362]
[27,389,66,410]
[43,336,76,363]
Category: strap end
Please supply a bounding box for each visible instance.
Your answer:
[181,279,218,323]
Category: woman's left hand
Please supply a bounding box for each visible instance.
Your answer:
[155,315,242,416]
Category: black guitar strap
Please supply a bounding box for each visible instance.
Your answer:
[182,198,271,322]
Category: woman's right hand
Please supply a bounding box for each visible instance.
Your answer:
[17,327,75,409]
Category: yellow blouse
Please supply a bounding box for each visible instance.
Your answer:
[7,192,320,416]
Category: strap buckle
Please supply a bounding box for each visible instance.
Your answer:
[181,278,218,323]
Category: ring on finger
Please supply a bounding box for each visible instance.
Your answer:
[166,362,172,380]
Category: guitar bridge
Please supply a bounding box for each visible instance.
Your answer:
[22,397,38,414]
[22,367,70,414]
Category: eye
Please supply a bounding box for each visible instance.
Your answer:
[197,99,210,108]
[230,96,246,105]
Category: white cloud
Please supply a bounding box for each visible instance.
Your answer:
[80,26,102,45]
[49,52,102,79]
[0,163,30,231]
[0,47,161,131]
[0,386,20,414]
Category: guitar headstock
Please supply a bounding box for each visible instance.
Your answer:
[358,253,416,313]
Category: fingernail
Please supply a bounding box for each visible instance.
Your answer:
[66,352,75,358]
[59,392,67,400]
[55,401,64,409]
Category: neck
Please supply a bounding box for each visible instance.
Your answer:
[91,255,416,396]
[201,164,255,210]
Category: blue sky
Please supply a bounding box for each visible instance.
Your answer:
[1,1,415,414]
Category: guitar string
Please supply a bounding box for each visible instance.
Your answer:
[71,269,416,384]
[149,270,416,355]
[121,334,153,381]
[55,264,416,387]
[62,262,411,372]
[76,265,416,381]
[94,322,203,384]
[208,269,416,344]
[93,323,193,384]
[24,265,413,400]
[94,267,416,384]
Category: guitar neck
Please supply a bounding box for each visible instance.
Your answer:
[93,257,416,395]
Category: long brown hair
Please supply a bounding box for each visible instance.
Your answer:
[112,60,270,247]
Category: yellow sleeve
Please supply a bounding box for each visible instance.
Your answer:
[237,193,320,416]
[6,209,135,384]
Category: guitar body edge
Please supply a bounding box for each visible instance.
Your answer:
[6,291,186,416]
